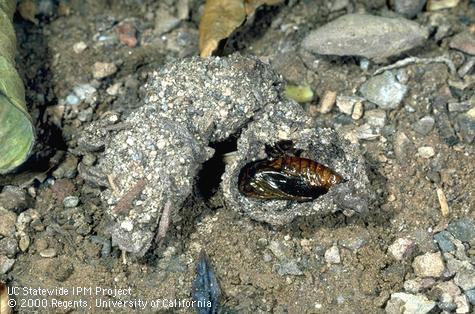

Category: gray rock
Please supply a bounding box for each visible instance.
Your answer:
[448,102,473,112]
[154,10,180,35]
[302,14,428,61]
[417,146,435,158]
[365,109,387,128]
[434,96,459,146]
[448,219,475,242]
[404,278,435,293]
[0,237,18,256]
[324,245,341,264]
[385,293,436,314]
[0,255,15,274]
[450,31,475,56]
[360,72,408,109]
[413,116,435,136]
[412,252,445,278]
[454,294,470,313]
[356,124,380,140]
[0,208,17,237]
[434,231,456,252]
[392,0,427,18]
[0,186,33,212]
[276,259,303,276]
[268,241,289,261]
[432,280,461,300]
[456,112,475,144]
[388,238,415,261]
[466,289,475,305]
[52,154,78,179]
[455,268,475,291]
[63,196,79,208]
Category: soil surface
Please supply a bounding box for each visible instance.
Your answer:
[1,0,475,313]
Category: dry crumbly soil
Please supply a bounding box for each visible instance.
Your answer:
[1,0,475,313]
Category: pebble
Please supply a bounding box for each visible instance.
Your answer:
[360,71,408,110]
[465,289,475,305]
[413,116,435,136]
[0,238,19,256]
[324,245,341,264]
[385,292,436,314]
[448,219,475,242]
[154,10,180,35]
[449,31,475,56]
[116,21,137,47]
[106,82,122,96]
[427,0,460,11]
[276,260,303,276]
[0,186,33,212]
[0,255,15,274]
[417,146,435,158]
[92,62,118,79]
[340,237,367,250]
[448,101,473,112]
[433,280,462,299]
[336,96,362,115]
[263,253,272,262]
[356,124,380,141]
[39,248,57,258]
[0,208,17,237]
[454,268,475,291]
[63,196,79,208]
[434,231,456,252]
[365,109,387,128]
[73,41,87,54]
[352,101,364,120]
[403,278,436,293]
[52,154,78,179]
[302,14,428,60]
[319,91,337,113]
[19,234,30,252]
[456,113,475,144]
[412,252,445,278]
[388,238,415,261]
[455,294,470,313]
[65,94,80,106]
[392,0,426,18]
[72,84,97,103]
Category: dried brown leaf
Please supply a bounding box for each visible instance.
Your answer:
[199,0,246,58]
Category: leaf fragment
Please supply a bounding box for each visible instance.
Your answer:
[284,85,314,103]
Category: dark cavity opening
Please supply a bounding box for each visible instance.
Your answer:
[196,135,238,200]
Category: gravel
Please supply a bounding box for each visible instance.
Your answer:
[385,292,436,314]
[302,14,428,61]
[359,71,408,110]
[413,116,435,136]
[63,195,79,208]
[0,186,33,212]
[0,255,15,274]
[388,238,415,261]
[449,31,475,55]
[412,252,445,278]
[434,231,456,252]
[324,245,341,264]
[448,219,475,242]
[0,208,17,237]
[391,0,426,18]
[92,62,118,79]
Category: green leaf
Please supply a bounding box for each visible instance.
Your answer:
[0,0,35,174]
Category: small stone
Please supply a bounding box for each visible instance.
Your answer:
[319,90,337,113]
[336,96,362,115]
[385,292,436,314]
[412,252,445,278]
[413,116,435,136]
[63,196,79,208]
[457,113,475,144]
[73,41,87,54]
[268,241,288,261]
[450,31,475,55]
[19,234,30,252]
[340,237,367,250]
[0,208,17,237]
[465,289,475,305]
[392,0,426,18]
[389,238,415,261]
[302,14,428,60]
[437,188,450,217]
[417,146,435,158]
[448,101,473,112]
[454,294,470,313]
[360,71,408,110]
[52,154,78,179]
[106,82,122,96]
[256,238,268,248]
[116,21,137,48]
[65,94,80,106]
[154,10,180,35]
[324,245,341,264]
[356,124,380,140]
[276,259,303,276]
[404,278,436,293]
[0,255,15,274]
[448,219,475,242]
[263,253,272,262]
[0,238,18,256]
[39,248,57,258]
[352,101,364,120]
[434,231,456,252]
[0,186,33,212]
[92,62,118,79]
[72,84,96,103]
[433,280,462,300]
[363,109,386,128]
[427,0,460,11]
[454,268,475,291]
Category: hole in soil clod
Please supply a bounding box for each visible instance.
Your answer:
[196,136,238,201]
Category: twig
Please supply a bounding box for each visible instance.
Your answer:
[112,179,146,214]
[373,56,457,76]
